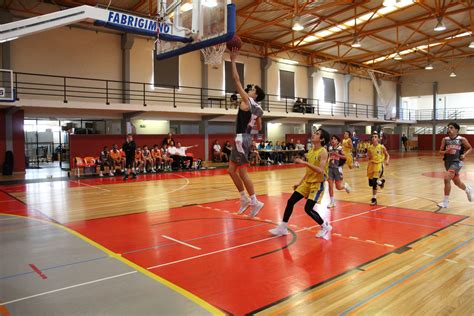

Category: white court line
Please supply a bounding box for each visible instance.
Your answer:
[161,235,201,250]
[444,259,458,264]
[70,180,111,193]
[72,174,190,212]
[148,235,280,270]
[145,198,422,270]
[423,253,435,257]
[2,271,136,305]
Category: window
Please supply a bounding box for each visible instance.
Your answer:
[225,61,244,93]
[154,55,179,88]
[322,77,336,103]
[279,70,295,98]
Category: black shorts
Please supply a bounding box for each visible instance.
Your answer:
[125,156,134,169]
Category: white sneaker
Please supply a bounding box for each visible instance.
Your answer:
[344,182,352,193]
[269,223,288,236]
[237,198,250,215]
[328,201,336,208]
[249,201,264,218]
[437,201,449,208]
[316,223,332,239]
[466,185,473,202]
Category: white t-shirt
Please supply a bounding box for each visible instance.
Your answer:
[213,144,221,152]
[170,146,191,156]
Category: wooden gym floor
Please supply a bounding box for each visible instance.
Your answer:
[0,151,472,315]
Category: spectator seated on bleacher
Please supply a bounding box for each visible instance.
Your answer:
[135,147,145,173]
[212,140,227,162]
[274,141,284,165]
[161,144,174,171]
[295,139,305,157]
[152,144,163,172]
[293,98,304,113]
[169,142,197,170]
[109,144,124,174]
[230,92,239,109]
[222,141,232,160]
[264,141,275,164]
[249,141,261,166]
[142,145,154,173]
[97,146,113,176]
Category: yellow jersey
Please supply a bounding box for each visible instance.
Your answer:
[304,146,327,183]
[342,138,352,153]
[368,144,385,164]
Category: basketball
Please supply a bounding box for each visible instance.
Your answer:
[226,35,242,51]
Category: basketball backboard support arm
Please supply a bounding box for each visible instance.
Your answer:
[0,5,189,43]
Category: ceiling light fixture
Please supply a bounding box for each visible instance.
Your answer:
[425,63,433,70]
[393,52,403,60]
[351,36,362,48]
[469,41,474,49]
[383,0,397,6]
[320,66,338,73]
[449,70,456,77]
[434,17,446,31]
[292,17,304,31]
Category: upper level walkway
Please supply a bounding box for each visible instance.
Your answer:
[2,72,397,124]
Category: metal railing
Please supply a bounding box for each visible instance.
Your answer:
[400,108,472,121]
[10,72,384,119]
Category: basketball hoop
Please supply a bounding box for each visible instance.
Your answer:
[201,43,226,67]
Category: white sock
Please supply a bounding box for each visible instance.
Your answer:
[280,222,288,228]
[240,191,247,199]
[372,195,376,199]
[330,197,335,203]
[443,196,449,202]
[250,194,257,204]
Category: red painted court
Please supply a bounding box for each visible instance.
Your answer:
[63,194,465,315]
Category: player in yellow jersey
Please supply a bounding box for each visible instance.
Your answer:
[367,133,390,205]
[269,128,332,239]
[342,131,353,169]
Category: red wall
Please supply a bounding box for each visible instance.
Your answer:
[13,111,25,172]
[0,110,5,168]
[0,109,25,173]
[70,134,209,166]
[417,134,474,150]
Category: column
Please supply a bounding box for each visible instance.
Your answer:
[199,119,210,161]
[432,82,438,151]
[201,55,208,108]
[121,33,134,103]
[261,57,272,111]
[396,77,401,119]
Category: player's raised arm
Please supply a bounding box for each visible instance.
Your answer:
[229,48,249,110]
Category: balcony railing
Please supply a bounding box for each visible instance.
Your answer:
[9,72,385,119]
[400,108,472,121]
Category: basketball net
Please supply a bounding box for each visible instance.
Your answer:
[201,43,226,68]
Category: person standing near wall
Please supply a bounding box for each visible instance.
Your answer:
[122,134,137,180]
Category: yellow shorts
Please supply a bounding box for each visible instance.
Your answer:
[367,162,382,179]
[344,151,353,168]
[296,181,325,203]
